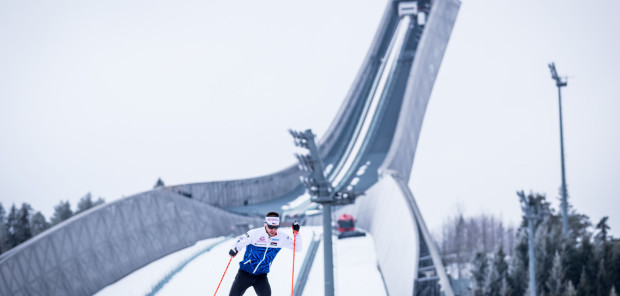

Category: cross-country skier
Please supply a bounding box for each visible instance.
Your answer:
[228,212,302,296]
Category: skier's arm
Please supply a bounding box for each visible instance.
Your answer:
[230,232,251,255]
[281,227,302,252]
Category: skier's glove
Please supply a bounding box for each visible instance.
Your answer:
[229,248,238,257]
[292,221,300,233]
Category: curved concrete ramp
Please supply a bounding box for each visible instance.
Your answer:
[339,172,452,295]
[339,175,420,295]
[0,190,260,296]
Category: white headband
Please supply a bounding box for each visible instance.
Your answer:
[265,216,280,226]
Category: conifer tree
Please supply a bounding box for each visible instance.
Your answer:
[578,234,596,295]
[15,203,32,244]
[505,225,516,257]
[0,203,8,254]
[562,236,581,289]
[76,193,94,214]
[30,211,49,236]
[454,214,467,277]
[6,204,18,248]
[471,251,488,296]
[94,196,105,206]
[595,217,613,296]
[486,246,509,296]
[577,268,592,296]
[535,216,561,295]
[508,229,528,296]
[547,251,564,296]
[154,177,165,188]
[523,285,531,296]
[596,217,610,242]
[499,277,510,296]
[569,211,592,242]
[613,243,620,294]
[564,281,577,296]
[51,201,73,225]
[596,259,611,296]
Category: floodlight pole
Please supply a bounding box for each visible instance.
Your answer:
[289,129,361,296]
[548,62,570,237]
[518,191,543,296]
[527,215,537,296]
[304,131,335,296]
[290,129,335,296]
[321,202,334,295]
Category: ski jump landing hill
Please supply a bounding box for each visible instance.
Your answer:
[0,0,460,295]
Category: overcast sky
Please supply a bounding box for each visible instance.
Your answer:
[1,0,619,236]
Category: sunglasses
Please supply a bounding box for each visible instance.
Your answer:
[266,225,279,230]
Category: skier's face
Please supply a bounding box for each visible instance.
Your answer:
[265,224,278,237]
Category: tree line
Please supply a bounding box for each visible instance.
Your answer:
[439,209,517,280]
[0,193,104,256]
[437,192,620,296]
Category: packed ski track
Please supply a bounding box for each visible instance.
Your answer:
[95,226,385,296]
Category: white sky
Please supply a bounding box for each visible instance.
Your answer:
[1,0,619,236]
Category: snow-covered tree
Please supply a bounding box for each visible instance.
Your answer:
[76,193,94,214]
[154,177,165,188]
[30,211,49,236]
[14,203,32,244]
[51,200,73,225]
[596,258,611,296]
[6,204,18,248]
[471,251,488,296]
[454,214,467,277]
[508,229,528,296]
[437,211,517,281]
[577,268,592,296]
[578,234,596,295]
[499,277,510,296]
[596,217,610,242]
[76,193,105,214]
[613,244,620,295]
[564,280,577,296]
[0,203,9,254]
[595,217,613,296]
[486,246,509,296]
[535,215,562,295]
[546,251,564,296]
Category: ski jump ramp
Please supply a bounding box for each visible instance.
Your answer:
[0,0,460,295]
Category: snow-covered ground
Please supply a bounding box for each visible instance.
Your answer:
[94,237,229,296]
[96,227,386,296]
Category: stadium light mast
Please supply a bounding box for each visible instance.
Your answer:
[518,191,546,296]
[548,62,570,237]
[289,129,361,296]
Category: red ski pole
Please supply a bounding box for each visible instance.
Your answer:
[291,230,297,296]
[214,255,233,296]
